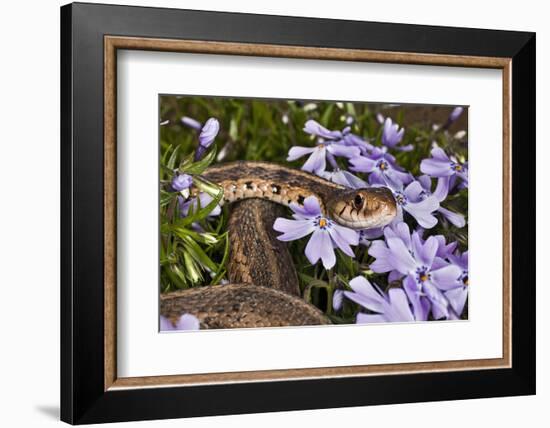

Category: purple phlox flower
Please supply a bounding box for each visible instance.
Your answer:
[444,250,469,317]
[349,147,412,188]
[287,120,360,175]
[386,179,440,229]
[443,106,464,129]
[332,289,344,311]
[181,116,203,130]
[171,173,193,192]
[344,276,415,323]
[194,117,220,160]
[179,193,221,218]
[160,313,200,331]
[368,222,413,278]
[420,147,468,194]
[433,234,458,260]
[321,168,367,189]
[450,106,464,122]
[341,126,374,154]
[358,227,384,246]
[273,195,359,269]
[368,223,462,320]
[417,174,466,228]
[381,117,412,152]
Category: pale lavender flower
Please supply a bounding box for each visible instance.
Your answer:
[321,169,367,189]
[341,127,373,154]
[179,193,221,218]
[171,173,193,192]
[160,314,200,331]
[445,250,469,317]
[344,276,415,323]
[349,148,412,188]
[420,147,468,194]
[332,289,344,311]
[381,117,412,151]
[287,120,360,174]
[449,106,464,122]
[442,106,464,129]
[388,180,440,229]
[181,116,203,130]
[368,223,462,320]
[195,118,220,160]
[273,196,359,269]
[417,174,466,228]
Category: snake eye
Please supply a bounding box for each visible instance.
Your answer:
[353,194,364,208]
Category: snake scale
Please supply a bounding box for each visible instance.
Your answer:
[161,161,397,329]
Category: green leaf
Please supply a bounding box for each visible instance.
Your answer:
[179,147,217,175]
[167,145,180,170]
[320,104,334,127]
[180,234,218,272]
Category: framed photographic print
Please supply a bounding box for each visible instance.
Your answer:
[60,2,536,424]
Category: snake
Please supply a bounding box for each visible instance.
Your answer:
[161,161,397,329]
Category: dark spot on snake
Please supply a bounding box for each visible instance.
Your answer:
[297,195,305,205]
[339,205,346,216]
[271,184,281,194]
[245,181,254,189]
[232,303,241,311]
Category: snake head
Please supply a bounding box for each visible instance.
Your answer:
[327,187,397,230]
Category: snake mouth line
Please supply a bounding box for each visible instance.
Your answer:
[333,212,396,230]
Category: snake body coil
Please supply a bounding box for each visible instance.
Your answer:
[160,161,397,329]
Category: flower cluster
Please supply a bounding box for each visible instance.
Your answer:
[278,107,468,322]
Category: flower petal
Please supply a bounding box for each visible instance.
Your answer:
[431,264,463,290]
[368,241,393,273]
[403,275,430,321]
[332,289,344,311]
[301,146,327,174]
[349,156,376,173]
[431,147,450,161]
[305,229,336,269]
[303,195,322,216]
[423,280,449,318]
[387,288,415,322]
[414,234,438,268]
[327,143,360,159]
[445,286,468,316]
[438,207,466,228]
[176,314,200,330]
[356,313,387,324]
[330,223,359,250]
[198,117,220,148]
[433,176,450,201]
[273,218,315,241]
[404,180,425,201]
[420,158,454,177]
[345,276,386,313]
[304,119,342,139]
[160,315,176,331]
[287,146,316,161]
[386,237,417,274]
[404,196,440,229]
